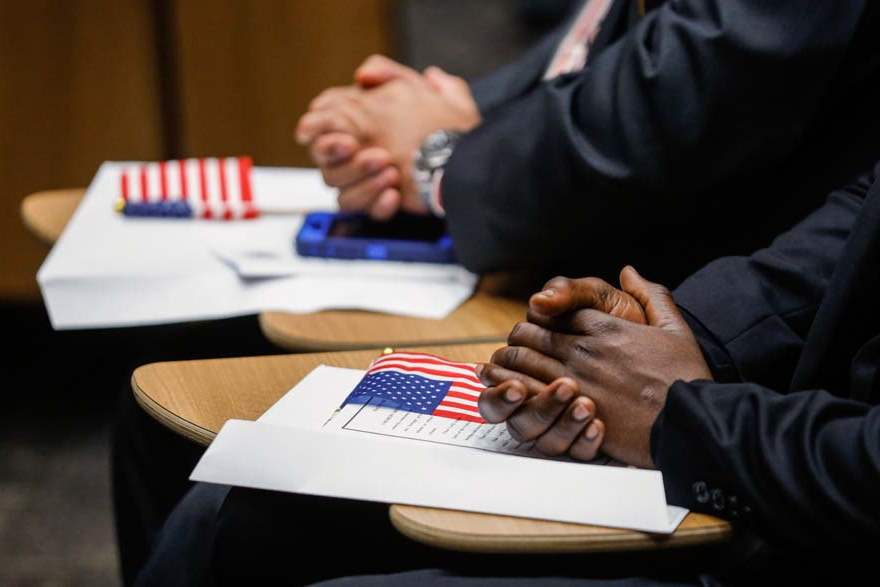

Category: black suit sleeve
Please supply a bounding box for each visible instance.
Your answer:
[468,29,564,117]
[443,0,867,273]
[673,167,874,391]
[652,379,880,548]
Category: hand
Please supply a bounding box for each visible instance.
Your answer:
[481,266,712,468]
[478,378,606,461]
[296,55,480,219]
[527,271,648,329]
[300,56,423,167]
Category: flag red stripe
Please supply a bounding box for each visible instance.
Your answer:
[139,165,149,202]
[446,390,481,403]
[238,157,253,202]
[372,352,476,371]
[159,161,168,200]
[179,160,188,199]
[447,381,484,393]
[120,172,129,201]
[432,409,484,423]
[438,399,479,413]
[218,158,229,203]
[198,158,211,218]
[368,362,481,385]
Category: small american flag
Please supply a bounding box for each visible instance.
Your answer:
[118,157,256,220]
[343,351,487,423]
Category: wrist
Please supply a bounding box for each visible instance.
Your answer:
[413,130,460,216]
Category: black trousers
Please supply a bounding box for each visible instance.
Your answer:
[136,483,733,586]
[110,316,279,585]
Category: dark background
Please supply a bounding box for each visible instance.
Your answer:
[0,1,574,584]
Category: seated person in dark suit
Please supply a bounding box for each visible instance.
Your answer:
[117,1,880,581]
[297,0,880,285]
[135,162,880,585]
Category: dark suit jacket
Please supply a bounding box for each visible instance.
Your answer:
[652,161,880,578]
[442,0,880,286]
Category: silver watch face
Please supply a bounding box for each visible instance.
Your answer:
[417,130,459,172]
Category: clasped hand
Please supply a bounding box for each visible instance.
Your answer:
[295,55,481,219]
[476,267,712,469]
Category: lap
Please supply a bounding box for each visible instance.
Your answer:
[312,569,710,587]
[140,483,728,586]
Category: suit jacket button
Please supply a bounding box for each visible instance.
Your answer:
[692,481,710,503]
[711,488,726,511]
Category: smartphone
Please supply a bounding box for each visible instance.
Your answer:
[295,212,456,264]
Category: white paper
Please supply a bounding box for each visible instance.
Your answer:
[193,420,686,533]
[37,163,477,329]
[195,365,689,534]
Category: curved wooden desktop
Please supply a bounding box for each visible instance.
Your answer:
[132,342,732,553]
[20,189,85,244]
[259,292,526,351]
[21,187,527,351]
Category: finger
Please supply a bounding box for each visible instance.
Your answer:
[528,276,647,326]
[475,362,548,397]
[619,266,686,332]
[477,380,527,424]
[296,109,359,144]
[310,133,359,166]
[568,418,605,462]
[506,378,577,442]
[506,321,581,363]
[308,86,361,112]
[337,166,400,212]
[490,346,567,384]
[322,147,392,188]
[355,54,421,88]
[368,188,402,221]
[534,395,596,457]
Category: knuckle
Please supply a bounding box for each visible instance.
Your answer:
[535,435,567,457]
[498,346,519,367]
[506,419,526,443]
[507,321,527,344]
[572,338,596,360]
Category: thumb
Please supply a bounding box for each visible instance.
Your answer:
[619,266,686,332]
[355,54,420,88]
[529,276,647,325]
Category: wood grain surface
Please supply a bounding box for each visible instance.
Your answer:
[132,342,732,553]
[20,189,85,245]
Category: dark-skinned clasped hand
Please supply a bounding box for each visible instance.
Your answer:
[477,267,712,469]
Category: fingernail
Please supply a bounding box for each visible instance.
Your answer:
[505,388,523,403]
[539,288,556,298]
[555,385,573,403]
[585,422,599,440]
[572,404,590,422]
[474,364,484,379]
[365,160,382,173]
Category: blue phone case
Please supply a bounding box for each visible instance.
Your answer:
[296,212,456,264]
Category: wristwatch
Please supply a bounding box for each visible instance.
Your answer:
[413,130,460,216]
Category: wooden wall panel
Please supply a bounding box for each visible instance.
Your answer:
[171,0,394,166]
[1,0,393,301]
[0,0,164,300]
